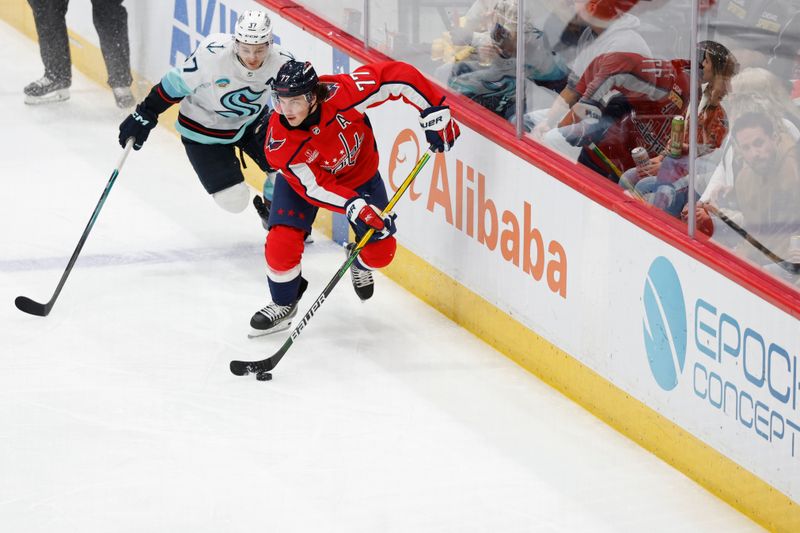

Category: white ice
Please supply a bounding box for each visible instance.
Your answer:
[0,20,761,533]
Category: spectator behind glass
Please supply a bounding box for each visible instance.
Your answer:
[696,112,800,275]
[445,0,569,119]
[540,0,589,68]
[431,0,498,81]
[24,0,134,108]
[691,67,800,214]
[527,0,651,160]
[618,41,738,216]
[551,52,689,183]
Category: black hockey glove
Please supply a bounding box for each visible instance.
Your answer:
[419,105,461,153]
[253,108,273,137]
[253,195,271,231]
[118,103,158,150]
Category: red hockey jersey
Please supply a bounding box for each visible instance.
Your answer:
[567,53,690,173]
[264,61,448,213]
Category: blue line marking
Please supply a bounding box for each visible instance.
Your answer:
[0,242,261,273]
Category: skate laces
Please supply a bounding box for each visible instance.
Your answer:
[350,263,373,288]
[257,302,293,320]
[29,76,67,89]
[346,244,374,288]
[30,76,52,88]
[25,76,69,96]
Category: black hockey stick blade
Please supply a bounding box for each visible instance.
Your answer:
[14,139,134,317]
[230,343,289,376]
[14,296,51,317]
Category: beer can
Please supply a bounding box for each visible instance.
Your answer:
[631,146,649,176]
[669,115,685,158]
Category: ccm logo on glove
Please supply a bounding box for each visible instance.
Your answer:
[132,111,151,126]
[118,103,158,150]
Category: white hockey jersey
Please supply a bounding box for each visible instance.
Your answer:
[158,33,293,144]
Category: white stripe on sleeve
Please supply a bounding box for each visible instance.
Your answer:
[353,82,430,114]
[288,163,350,209]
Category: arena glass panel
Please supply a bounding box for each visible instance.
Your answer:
[291,0,800,294]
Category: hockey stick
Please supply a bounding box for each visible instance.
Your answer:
[588,142,647,202]
[230,147,434,379]
[15,138,135,316]
[704,204,800,273]
[589,142,623,180]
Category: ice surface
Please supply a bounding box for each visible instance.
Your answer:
[0,20,761,533]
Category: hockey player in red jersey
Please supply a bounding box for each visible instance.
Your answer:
[249,59,460,336]
[556,52,691,181]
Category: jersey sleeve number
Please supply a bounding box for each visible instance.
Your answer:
[350,71,377,92]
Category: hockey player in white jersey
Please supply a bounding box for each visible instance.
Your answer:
[118,10,292,219]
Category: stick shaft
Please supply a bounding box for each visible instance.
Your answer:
[704,204,789,266]
[15,139,134,316]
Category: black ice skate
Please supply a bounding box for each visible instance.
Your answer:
[112,87,136,109]
[249,301,299,338]
[24,76,70,105]
[346,243,374,301]
[249,277,308,338]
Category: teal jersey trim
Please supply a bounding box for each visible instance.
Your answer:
[174,114,258,144]
[161,69,192,99]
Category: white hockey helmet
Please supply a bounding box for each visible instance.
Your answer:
[235,10,273,45]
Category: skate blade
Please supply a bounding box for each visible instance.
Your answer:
[24,90,70,105]
[248,320,292,338]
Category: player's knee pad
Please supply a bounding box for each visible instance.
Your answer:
[265,225,306,274]
[359,236,396,269]
[212,182,249,213]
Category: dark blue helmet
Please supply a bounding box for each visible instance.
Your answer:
[273,60,319,98]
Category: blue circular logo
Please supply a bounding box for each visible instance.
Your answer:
[642,257,687,391]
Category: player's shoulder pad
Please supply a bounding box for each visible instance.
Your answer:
[321,71,371,104]
[316,74,343,103]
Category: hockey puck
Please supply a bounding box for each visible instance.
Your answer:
[256,371,272,382]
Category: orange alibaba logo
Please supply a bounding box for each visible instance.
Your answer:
[387,129,422,201]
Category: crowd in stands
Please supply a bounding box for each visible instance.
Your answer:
[426,0,800,286]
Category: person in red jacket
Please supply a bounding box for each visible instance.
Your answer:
[249,60,460,336]
[556,52,691,181]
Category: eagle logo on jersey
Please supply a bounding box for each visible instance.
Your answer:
[323,83,339,101]
[267,131,285,152]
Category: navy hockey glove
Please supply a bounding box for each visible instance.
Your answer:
[118,103,158,150]
[253,195,271,231]
[345,197,397,241]
[369,212,397,242]
[419,105,460,153]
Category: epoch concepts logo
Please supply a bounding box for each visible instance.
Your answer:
[642,257,687,391]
